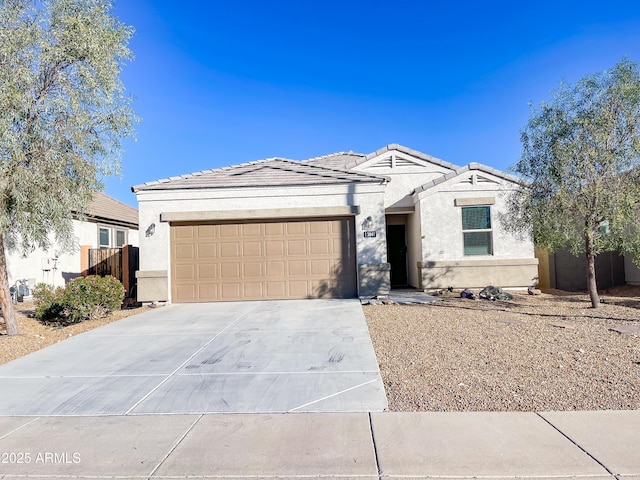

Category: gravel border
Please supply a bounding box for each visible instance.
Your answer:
[364,288,639,412]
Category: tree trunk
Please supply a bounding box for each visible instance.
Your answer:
[0,232,19,335]
[584,231,601,309]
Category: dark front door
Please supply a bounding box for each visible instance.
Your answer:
[387,224,408,287]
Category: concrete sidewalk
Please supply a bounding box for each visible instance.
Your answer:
[1,410,638,479]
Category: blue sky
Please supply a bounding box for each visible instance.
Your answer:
[107,0,640,207]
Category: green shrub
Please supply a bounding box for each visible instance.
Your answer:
[62,276,125,323]
[33,283,65,320]
[33,276,125,323]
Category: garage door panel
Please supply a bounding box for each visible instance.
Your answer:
[171,218,356,302]
[220,243,240,257]
[266,281,286,297]
[288,260,307,276]
[288,280,309,297]
[310,259,331,275]
[198,283,219,300]
[174,225,195,239]
[198,264,218,279]
[197,243,217,258]
[309,221,329,234]
[221,263,240,279]
[175,264,195,281]
[175,244,195,260]
[264,223,284,235]
[243,262,262,277]
[175,284,197,301]
[242,224,262,236]
[286,223,306,235]
[265,241,284,255]
[243,282,263,297]
[242,241,262,256]
[219,224,240,236]
[287,240,307,255]
[197,225,217,238]
[266,261,285,277]
[310,239,330,255]
[221,284,241,299]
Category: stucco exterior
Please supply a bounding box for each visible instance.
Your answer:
[6,193,139,290]
[135,182,388,302]
[7,220,139,287]
[133,145,538,302]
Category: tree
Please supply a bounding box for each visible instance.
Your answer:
[505,59,640,308]
[0,0,136,335]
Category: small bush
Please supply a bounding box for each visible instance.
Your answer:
[33,283,65,320]
[33,276,125,323]
[62,276,125,323]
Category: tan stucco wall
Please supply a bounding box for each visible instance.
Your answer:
[418,258,539,289]
[136,270,168,302]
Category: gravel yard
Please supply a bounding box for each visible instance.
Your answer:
[365,287,640,412]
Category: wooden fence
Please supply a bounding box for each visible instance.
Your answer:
[87,245,139,299]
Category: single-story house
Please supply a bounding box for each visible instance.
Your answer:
[132,144,538,303]
[6,191,139,290]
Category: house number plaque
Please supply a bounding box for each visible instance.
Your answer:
[363,231,377,238]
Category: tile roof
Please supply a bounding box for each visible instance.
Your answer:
[79,191,139,228]
[301,151,366,169]
[132,158,388,192]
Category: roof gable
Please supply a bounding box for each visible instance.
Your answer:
[132,158,387,192]
[413,162,522,195]
[347,144,459,173]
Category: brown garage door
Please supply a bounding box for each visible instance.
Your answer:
[171,218,357,302]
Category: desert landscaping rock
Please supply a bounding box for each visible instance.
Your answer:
[365,287,640,412]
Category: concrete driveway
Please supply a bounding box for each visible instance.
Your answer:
[0,299,387,415]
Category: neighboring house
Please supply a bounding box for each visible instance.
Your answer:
[132,144,537,303]
[6,192,139,289]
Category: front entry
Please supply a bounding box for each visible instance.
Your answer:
[386,224,408,287]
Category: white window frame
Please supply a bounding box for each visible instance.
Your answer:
[98,225,128,248]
